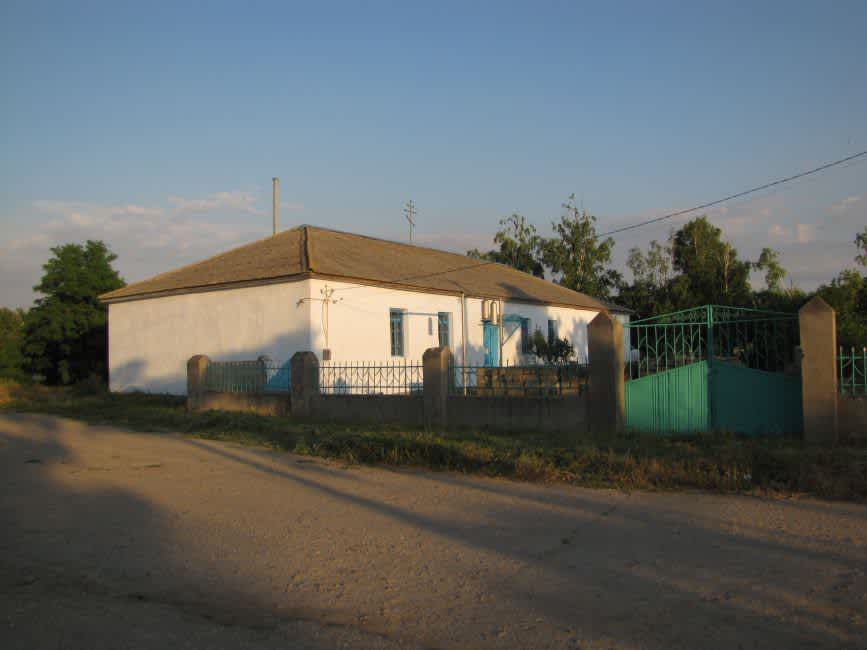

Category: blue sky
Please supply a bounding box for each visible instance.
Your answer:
[2,0,866,307]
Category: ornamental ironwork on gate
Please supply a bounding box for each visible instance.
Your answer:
[624,305,802,435]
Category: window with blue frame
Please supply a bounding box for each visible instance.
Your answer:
[437,312,450,348]
[520,318,531,353]
[390,309,405,356]
[547,319,557,346]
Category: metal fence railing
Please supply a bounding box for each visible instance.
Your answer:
[449,363,589,397]
[839,347,866,396]
[625,305,799,380]
[319,360,423,395]
[203,359,290,394]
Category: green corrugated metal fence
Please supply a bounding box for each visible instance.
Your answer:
[624,305,803,435]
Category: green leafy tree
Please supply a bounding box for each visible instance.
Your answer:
[0,307,27,380]
[856,226,867,268]
[617,239,676,317]
[468,213,544,277]
[754,247,786,292]
[23,241,124,385]
[670,216,751,307]
[540,194,621,300]
[816,269,866,349]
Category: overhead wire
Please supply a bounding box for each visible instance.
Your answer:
[328,150,867,294]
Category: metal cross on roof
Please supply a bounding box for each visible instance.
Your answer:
[403,200,416,243]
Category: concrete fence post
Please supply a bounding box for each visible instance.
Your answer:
[799,296,837,443]
[290,351,319,417]
[423,346,450,430]
[588,312,625,434]
[257,355,272,393]
[186,354,210,410]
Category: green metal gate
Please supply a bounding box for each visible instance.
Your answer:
[624,305,802,435]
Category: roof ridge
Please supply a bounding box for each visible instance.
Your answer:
[304,224,481,261]
[304,225,314,271]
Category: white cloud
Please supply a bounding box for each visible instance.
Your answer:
[0,188,304,307]
[831,195,862,212]
[168,190,263,216]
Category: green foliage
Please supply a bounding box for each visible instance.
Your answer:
[467,213,544,277]
[0,307,27,380]
[856,226,867,268]
[816,269,867,349]
[529,329,575,365]
[23,240,124,385]
[671,216,751,306]
[3,383,865,499]
[755,247,786,292]
[541,194,621,300]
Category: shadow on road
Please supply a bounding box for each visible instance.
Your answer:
[1,413,864,649]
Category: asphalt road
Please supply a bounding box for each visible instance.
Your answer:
[1,413,865,649]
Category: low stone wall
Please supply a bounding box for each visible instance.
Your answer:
[189,390,290,416]
[447,395,588,434]
[310,394,425,427]
[838,395,867,442]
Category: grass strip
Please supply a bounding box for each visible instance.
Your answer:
[2,381,865,500]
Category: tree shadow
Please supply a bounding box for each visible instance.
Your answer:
[177,436,867,649]
[2,413,864,648]
[0,415,399,649]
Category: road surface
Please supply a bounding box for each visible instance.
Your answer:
[1,413,865,649]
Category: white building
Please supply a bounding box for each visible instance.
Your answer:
[101,225,630,394]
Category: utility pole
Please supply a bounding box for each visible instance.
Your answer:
[403,200,416,243]
[272,177,280,235]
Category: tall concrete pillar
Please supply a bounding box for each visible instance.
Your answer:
[186,354,210,410]
[588,312,625,434]
[290,351,320,417]
[423,347,450,430]
[799,296,837,443]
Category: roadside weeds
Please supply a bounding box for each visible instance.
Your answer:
[2,380,864,501]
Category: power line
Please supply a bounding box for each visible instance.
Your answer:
[596,150,867,239]
[332,150,866,294]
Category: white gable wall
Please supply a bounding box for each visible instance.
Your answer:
[108,280,312,394]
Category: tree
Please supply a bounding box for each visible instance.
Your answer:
[540,194,620,300]
[816,269,866,349]
[0,307,26,380]
[670,216,751,306]
[617,239,676,318]
[754,247,786,292]
[468,213,544,277]
[856,226,867,268]
[23,241,124,385]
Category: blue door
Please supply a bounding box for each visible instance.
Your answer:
[483,322,500,367]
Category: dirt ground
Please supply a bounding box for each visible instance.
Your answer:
[1,413,865,649]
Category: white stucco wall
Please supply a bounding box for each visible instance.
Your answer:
[108,280,311,394]
[108,275,629,394]
[497,301,602,365]
[307,278,469,364]
[307,278,614,366]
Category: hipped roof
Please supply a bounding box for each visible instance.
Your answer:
[100,225,626,312]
